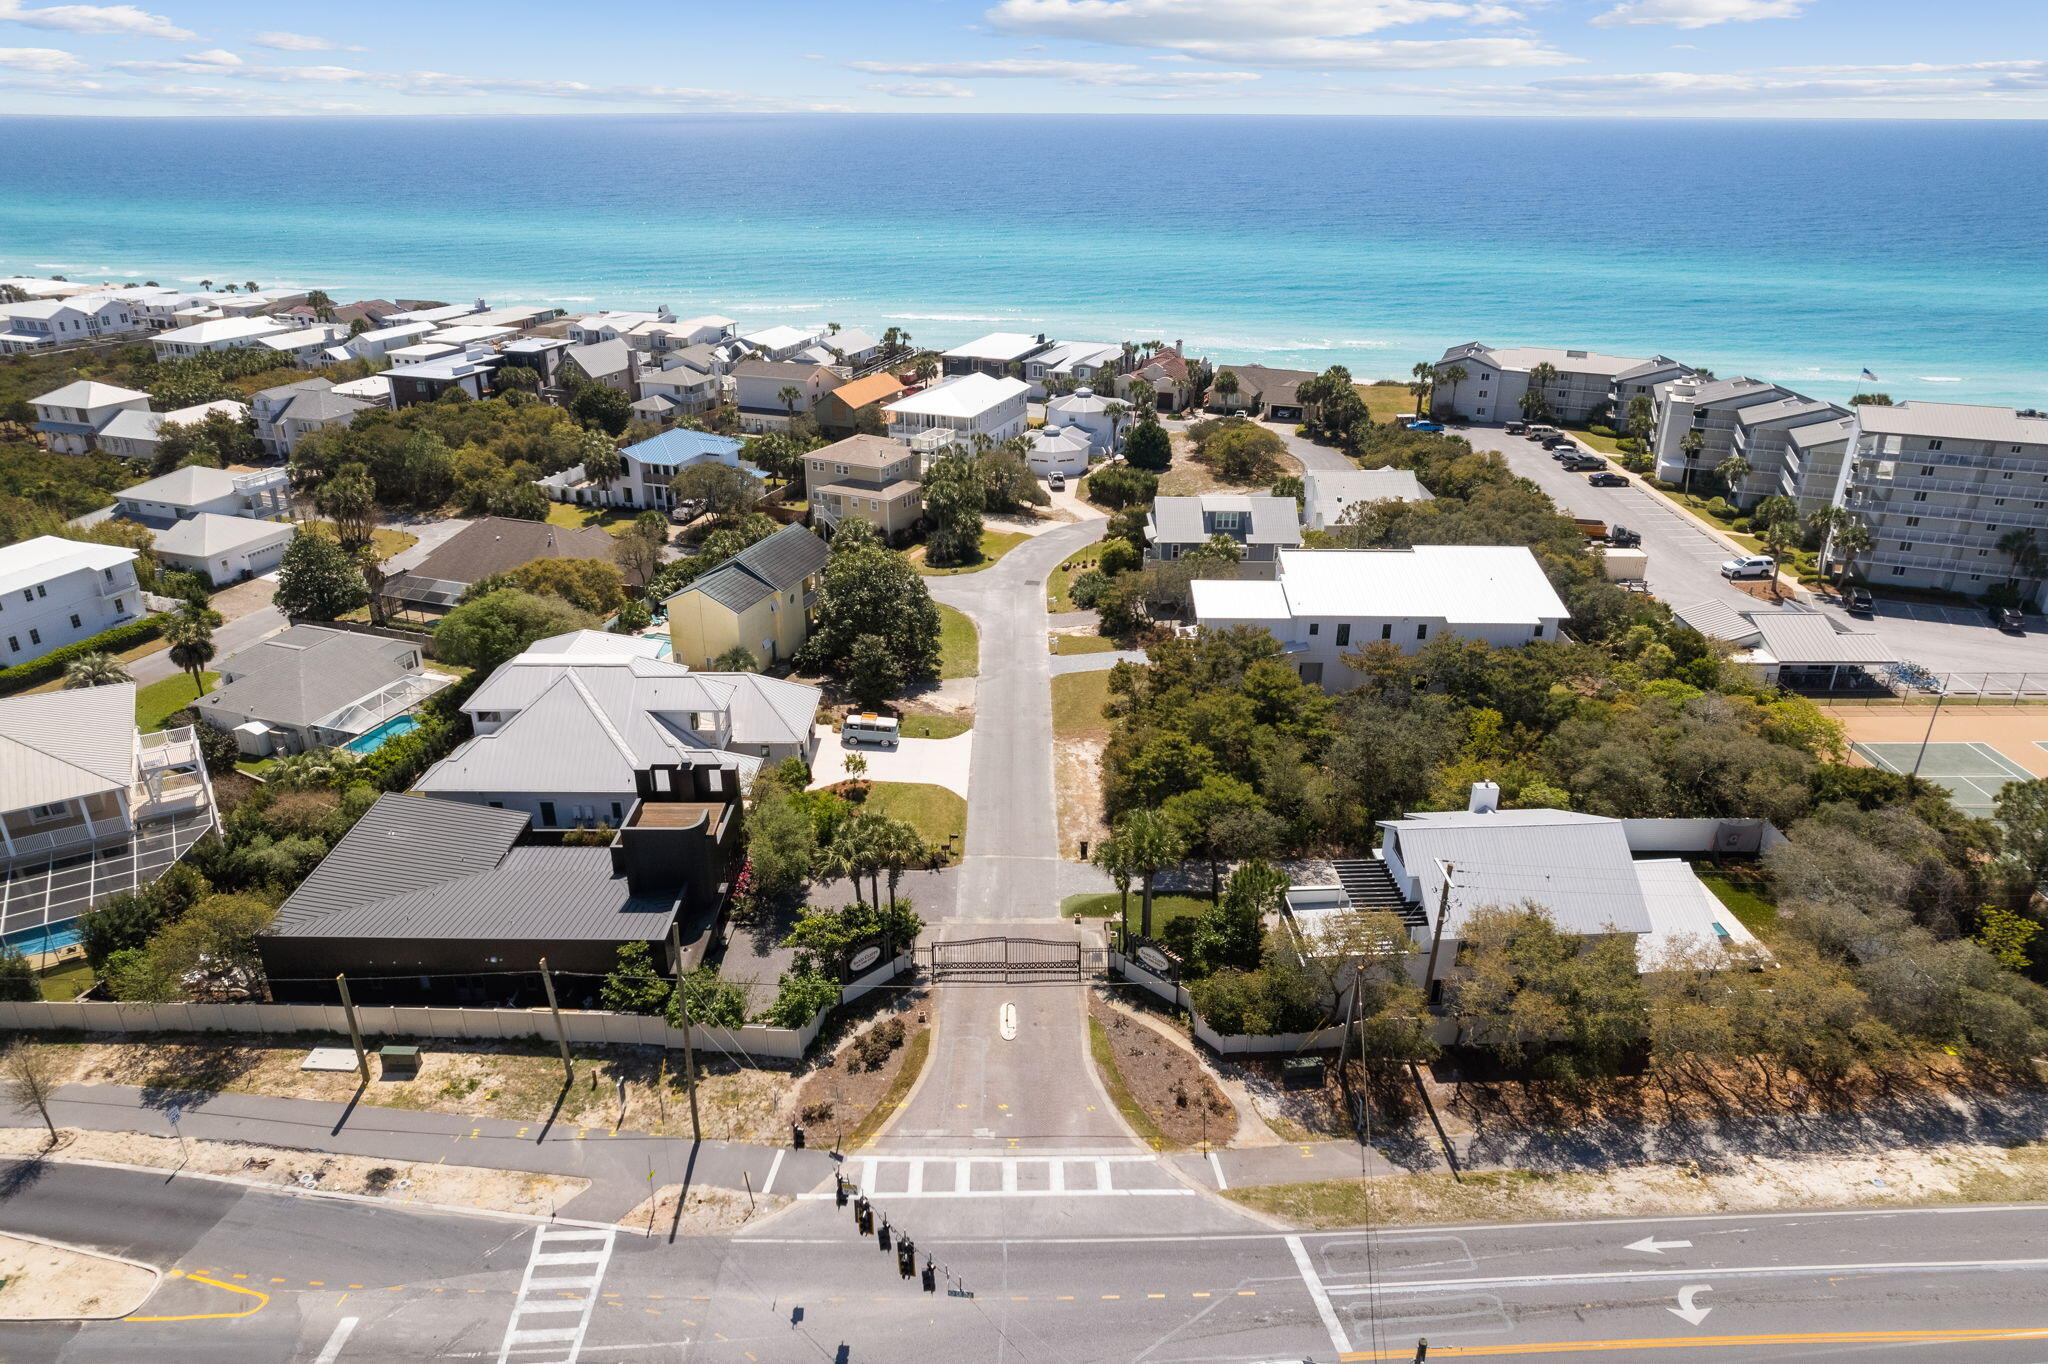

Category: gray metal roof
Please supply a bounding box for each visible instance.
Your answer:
[151,513,294,560]
[269,795,675,942]
[685,560,776,613]
[277,388,371,425]
[0,683,135,811]
[1854,401,2048,446]
[1149,494,1302,546]
[1303,468,1433,510]
[1750,614,1895,666]
[1735,396,1840,428]
[564,339,632,379]
[194,625,419,729]
[669,523,827,609]
[1385,810,1655,936]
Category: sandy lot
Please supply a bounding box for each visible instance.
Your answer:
[615,1183,791,1237]
[1054,736,1111,860]
[0,1128,586,1216]
[0,1232,156,1320]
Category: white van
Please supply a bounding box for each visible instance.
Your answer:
[842,713,900,748]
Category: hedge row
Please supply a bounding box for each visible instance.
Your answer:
[0,616,164,695]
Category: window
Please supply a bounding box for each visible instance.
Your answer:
[68,614,80,629]
[1900,543,1913,552]
[1912,491,1928,502]
[27,803,67,822]
[1532,623,1544,638]
[1416,624,1428,641]
[1892,566,1906,576]
[103,567,114,581]
[539,801,557,826]
[2004,472,2015,480]
[1476,390,1487,398]
[1335,623,1351,647]
[1920,466,1935,476]
[1307,622,1319,636]
[1905,516,1920,526]
[28,628,39,646]
[1927,441,1943,451]
[611,802,624,822]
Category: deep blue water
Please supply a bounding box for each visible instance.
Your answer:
[2,114,2043,406]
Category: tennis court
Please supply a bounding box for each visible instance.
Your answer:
[1850,741,2035,817]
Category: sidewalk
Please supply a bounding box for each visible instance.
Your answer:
[33,1083,841,1220]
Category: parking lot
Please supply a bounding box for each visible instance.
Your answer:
[1463,425,2043,678]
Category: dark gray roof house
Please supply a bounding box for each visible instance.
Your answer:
[382,516,618,616]
[562,339,635,392]
[669,523,829,615]
[259,792,738,992]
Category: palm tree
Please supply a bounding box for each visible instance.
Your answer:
[1715,454,1752,501]
[162,601,221,697]
[912,354,939,386]
[62,652,131,688]
[818,819,877,908]
[1127,378,1156,414]
[1214,369,1240,412]
[871,817,928,907]
[268,747,361,791]
[1091,835,1138,938]
[198,278,214,291]
[1407,362,1433,419]
[1997,529,2046,602]
[1111,808,1186,940]
[1521,362,1559,422]
[1438,364,1468,417]
[1102,400,1130,452]
[244,281,259,294]
[1677,430,1706,493]
[1755,498,1799,599]
[1831,517,1874,592]
[778,385,804,428]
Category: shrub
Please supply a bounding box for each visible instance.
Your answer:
[0,616,162,695]
[756,971,840,1029]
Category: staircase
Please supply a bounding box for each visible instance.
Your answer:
[1331,858,1425,928]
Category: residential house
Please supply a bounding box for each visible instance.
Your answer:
[339,321,437,363]
[665,523,830,670]
[382,301,487,327]
[386,352,500,407]
[569,309,669,345]
[636,356,725,416]
[812,371,907,437]
[1107,345,1196,413]
[95,399,251,465]
[732,359,840,433]
[540,427,756,514]
[1042,388,1119,453]
[1023,341,1123,399]
[0,683,216,943]
[191,624,450,757]
[1191,546,1569,690]
[1431,343,1653,425]
[814,327,881,367]
[496,336,573,389]
[803,435,923,539]
[30,380,151,454]
[253,323,347,367]
[418,629,819,824]
[1673,598,1895,690]
[0,293,147,352]
[327,299,402,330]
[152,316,293,361]
[386,343,465,366]
[625,314,738,354]
[560,339,638,394]
[1648,376,1847,507]
[430,324,518,350]
[113,464,292,525]
[462,304,565,331]
[1209,364,1316,422]
[250,379,374,457]
[1830,401,2048,607]
[0,537,142,664]
[738,325,822,362]
[941,332,1053,380]
[381,516,618,618]
[1026,425,1093,479]
[1301,468,1434,532]
[1146,494,1302,579]
[883,373,1030,456]
[152,514,295,586]
[256,791,737,989]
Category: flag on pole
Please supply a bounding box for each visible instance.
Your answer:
[1860,368,1879,381]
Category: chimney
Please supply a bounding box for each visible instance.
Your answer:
[1467,781,1500,815]
[1037,333,1047,344]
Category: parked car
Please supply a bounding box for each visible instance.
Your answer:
[1541,435,1573,449]
[842,713,900,748]
[1526,425,1556,441]
[1504,420,1526,435]
[1048,471,1066,491]
[1994,604,2027,633]
[1232,409,1249,420]
[1606,525,1642,548]
[1844,584,1874,613]
[1564,456,1605,472]
[1406,420,1445,433]
[1721,554,1776,580]
[1588,471,1629,487]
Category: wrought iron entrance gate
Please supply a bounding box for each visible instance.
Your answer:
[929,936,1083,980]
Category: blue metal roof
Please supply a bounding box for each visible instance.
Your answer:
[623,427,745,462]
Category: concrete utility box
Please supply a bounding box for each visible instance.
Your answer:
[1596,547,1649,581]
[378,1044,420,1079]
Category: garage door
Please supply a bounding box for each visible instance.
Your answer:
[244,541,286,574]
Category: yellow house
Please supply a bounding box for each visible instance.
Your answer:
[665,523,831,670]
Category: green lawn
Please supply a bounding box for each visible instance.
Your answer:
[1052,670,1113,740]
[1048,542,1104,612]
[936,602,979,679]
[1355,381,1417,424]
[863,782,967,863]
[914,529,1029,576]
[1063,891,1214,935]
[236,757,277,777]
[135,670,216,729]
[545,502,635,536]
[1050,634,1120,656]
[1699,869,1779,936]
[1561,426,1629,457]
[305,520,418,560]
[893,712,973,740]
[37,958,94,1002]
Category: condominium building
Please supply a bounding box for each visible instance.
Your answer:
[1832,402,2048,607]
[1649,376,1849,510]
[1431,343,1656,426]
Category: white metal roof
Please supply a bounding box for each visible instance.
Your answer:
[1190,579,1292,621]
[884,373,1029,419]
[740,324,818,350]
[151,513,295,560]
[0,682,136,811]
[33,379,147,409]
[155,316,290,345]
[1387,809,1655,937]
[1441,343,1649,379]
[1267,547,1569,625]
[0,535,136,597]
[1855,401,2048,446]
[942,332,1045,362]
[1633,857,1762,969]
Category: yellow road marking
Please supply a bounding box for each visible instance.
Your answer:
[1147,1293,1165,1299]
[1191,1292,1210,1298]
[130,1273,269,1323]
[1238,1291,1257,1297]
[1337,1326,2048,1359]
[1102,1294,1119,1300]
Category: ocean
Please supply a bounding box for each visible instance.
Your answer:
[2,114,2043,407]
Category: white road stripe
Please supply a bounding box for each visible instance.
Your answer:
[314,1317,359,1364]
[1208,1151,1228,1191]
[497,1225,617,1364]
[1287,1234,1351,1359]
[1320,1254,2048,1297]
[761,1148,785,1196]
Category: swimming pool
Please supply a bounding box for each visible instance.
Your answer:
[4,922,81,956]
[344,713,420,755]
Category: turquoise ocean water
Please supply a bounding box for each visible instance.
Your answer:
[2,114,2043,407]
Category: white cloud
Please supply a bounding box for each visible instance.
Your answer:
[0,0,192,39]
[866,79,976,98]
[250,31,364,52]
[985,0,1574,68]
[0,43,81,70]
[1437,65,2048,109]
[182,47,239,65]
[1590,0,1805,30]
[846,56,1257,86]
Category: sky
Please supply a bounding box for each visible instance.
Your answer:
[0,0,2043,120]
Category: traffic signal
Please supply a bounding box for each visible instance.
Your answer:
[921,1258,936,1293]
[897,1238,916,1279]
[834,1172,847,1206]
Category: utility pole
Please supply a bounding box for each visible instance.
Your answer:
[335,973,370,1084]
[1414,1340,1429,1362]
[538,957,572,1085]
[1909,684,1948,786]
[672,923,700,1141]
[1419,862,1455,1009]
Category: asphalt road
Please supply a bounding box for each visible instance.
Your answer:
[13,1157,2048,1361]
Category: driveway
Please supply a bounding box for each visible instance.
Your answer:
[808,726,973,799]
[379,514,469,574]
[1465,426,2046,679]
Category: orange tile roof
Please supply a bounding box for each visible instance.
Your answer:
[827,372,908,409]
